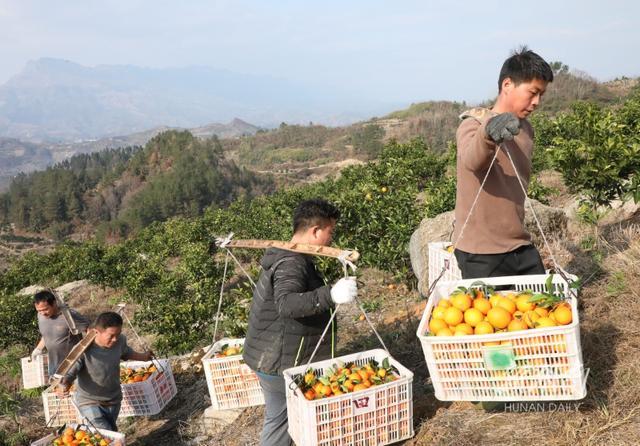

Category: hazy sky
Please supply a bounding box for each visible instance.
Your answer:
[1,0,638,105]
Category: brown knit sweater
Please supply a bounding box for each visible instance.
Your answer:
[451,107,534,254]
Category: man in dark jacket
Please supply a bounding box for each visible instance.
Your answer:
[243,198,357,446]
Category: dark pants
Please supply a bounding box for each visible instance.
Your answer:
[454,244,545,279]
[255,371,292,446]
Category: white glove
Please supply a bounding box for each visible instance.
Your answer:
[331,277,357,305]
[31,347,43,361]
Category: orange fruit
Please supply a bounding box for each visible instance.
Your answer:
[343,379,355,391]
[516,294,535,312]
[496,297,517,314]
[473,298,492,315]
[489,293,502,308]
[535,317,557,328]
[353,383,368,392]
[304,388,316,400]
[507,319,528,331]
[553,306,572,325]
[487,307,512,329]
[437,299,451,308]
[463,308,484,327]
[443,307,464,326]
[450,293,472,311]
[474,321,494,335]
[454,323,474,335]
[436,327,454,337]
[429,318,448,334]
[534,307,549,318]
[431,306,446,320]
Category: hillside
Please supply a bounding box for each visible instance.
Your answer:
[0,90,638,443]
[0,120,261,193]
[0,142,638,444]
[0,131,274,240]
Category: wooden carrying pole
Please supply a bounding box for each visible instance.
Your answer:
[221,239,360,262]
[47,331,96,389]
[52,289,80,336]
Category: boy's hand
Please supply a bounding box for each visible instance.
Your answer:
[331,277,358,304]
[486,112,520,144]
[142,351,154,361]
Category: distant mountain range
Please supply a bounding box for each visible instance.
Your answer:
[0,58,390,142]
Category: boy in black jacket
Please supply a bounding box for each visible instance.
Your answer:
[243,199,357,446]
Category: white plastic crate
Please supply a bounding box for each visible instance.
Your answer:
[428,242,462,287]
[21,354,49,389]
[119,359,177,418]
[31,423,125,446]
[42,389,82,426]
[417,274,588,402]
[284,349,414,446]
[202,338,264,410]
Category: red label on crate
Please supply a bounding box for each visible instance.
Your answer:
[352,394,376,415]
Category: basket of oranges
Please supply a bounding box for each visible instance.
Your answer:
[31,423,125,446]
[283,349,414,446]
[201,338,264,410]
[119,359,177,417]
[417,273,587,401]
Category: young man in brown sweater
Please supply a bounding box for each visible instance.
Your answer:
[452,47,554,279]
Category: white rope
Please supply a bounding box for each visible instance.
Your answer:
[212,250,230,345]
[224,248,257,288]
[117,303,165,372]
[355,296,390,354]
[306,253,389,364]
[421,145,502,300]
[215,232,234,249]
[337,250,358,276]
[500,144,578,298]
[306,304,341,365]
[451,146,502,252]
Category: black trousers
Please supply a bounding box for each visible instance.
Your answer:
[454,244,545,279]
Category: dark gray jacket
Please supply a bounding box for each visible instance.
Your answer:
[243,248,335,375]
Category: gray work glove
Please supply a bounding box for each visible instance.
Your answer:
[485,112,520,144]
[30,347,44,361]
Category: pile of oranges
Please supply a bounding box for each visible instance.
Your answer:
[298,359,398,400]
[120,364,158,384]
[428,287,573,337]
[51,426,121,446]
[214,343,243,358]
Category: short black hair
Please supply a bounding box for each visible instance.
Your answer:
[33,290,56,306]
[498,46,553,92]
[94,312,123,330]
[293,199,340,233]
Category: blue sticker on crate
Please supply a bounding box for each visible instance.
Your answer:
[483,345,516,370]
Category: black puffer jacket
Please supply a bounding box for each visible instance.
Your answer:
[243,248,335,375]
